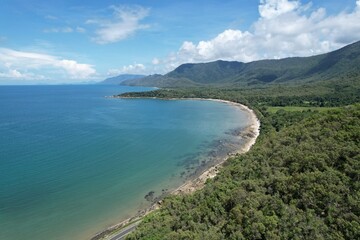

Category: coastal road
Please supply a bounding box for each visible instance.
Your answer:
[109,221,141,240]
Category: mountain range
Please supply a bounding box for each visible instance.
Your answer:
[119,40,360,87]
[100,74,145,85]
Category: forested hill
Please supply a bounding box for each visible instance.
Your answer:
[118,70,360,239]
[122,40,360,87]
[125,102,360,240]
[114,37,360,238]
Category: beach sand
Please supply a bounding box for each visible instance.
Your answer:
[91,98,260,240]
[171,99,260,195]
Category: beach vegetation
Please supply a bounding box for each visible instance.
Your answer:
[125,102,360,239]
[120,75,360,239]
[116,40,360,240]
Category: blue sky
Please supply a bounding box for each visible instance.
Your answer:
[0,0,360,84]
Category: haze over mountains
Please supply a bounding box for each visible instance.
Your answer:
[100,74,145,85]
[118,40,360,87]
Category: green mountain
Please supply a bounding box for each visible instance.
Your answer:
[122,40,360,87]
[99,74,145,85]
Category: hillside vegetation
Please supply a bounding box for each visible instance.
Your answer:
[121,41,360,87]
[116,40,360,239]
[117,72,360,239]
[127,102,360,239]
[121,89,360,239]
[120,75,360,109]
[126,104,360,240]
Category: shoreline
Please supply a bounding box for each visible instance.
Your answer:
[91,97,260,240]
[171,99,260,195]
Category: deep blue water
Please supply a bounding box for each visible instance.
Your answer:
[0,85,250,240]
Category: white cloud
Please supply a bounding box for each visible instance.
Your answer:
[76,27,86,33]
[0,48,96,80]
[107,63,146,76]
[157,0,360,72]
[259,0,300,19]
[44,26,86,33]
[88,5,149,44]
[44,27,74,33]
[45,15,58,20]
[152,58,160,65]
[0,69,46,80]
[56,60,96,79]
[180,30,256,62]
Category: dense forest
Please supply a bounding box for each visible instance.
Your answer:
[120,75,360,108]
[118,74,360,239]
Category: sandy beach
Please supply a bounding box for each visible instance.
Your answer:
[91,98,260,240]
[170,98,260,195]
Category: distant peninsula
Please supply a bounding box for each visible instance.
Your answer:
[99,74,146,85]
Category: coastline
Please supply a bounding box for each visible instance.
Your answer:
[170,98,260,195]
[91,97,260,240]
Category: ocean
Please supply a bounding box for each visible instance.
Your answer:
[0,85,250,240]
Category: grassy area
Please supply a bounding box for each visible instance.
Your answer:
[266,106,339,113]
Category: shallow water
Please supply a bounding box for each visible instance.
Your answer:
[0,85,250,240]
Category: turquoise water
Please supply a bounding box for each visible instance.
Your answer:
[0,85,250,240]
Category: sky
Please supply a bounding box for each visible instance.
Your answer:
[0,0,360,84]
